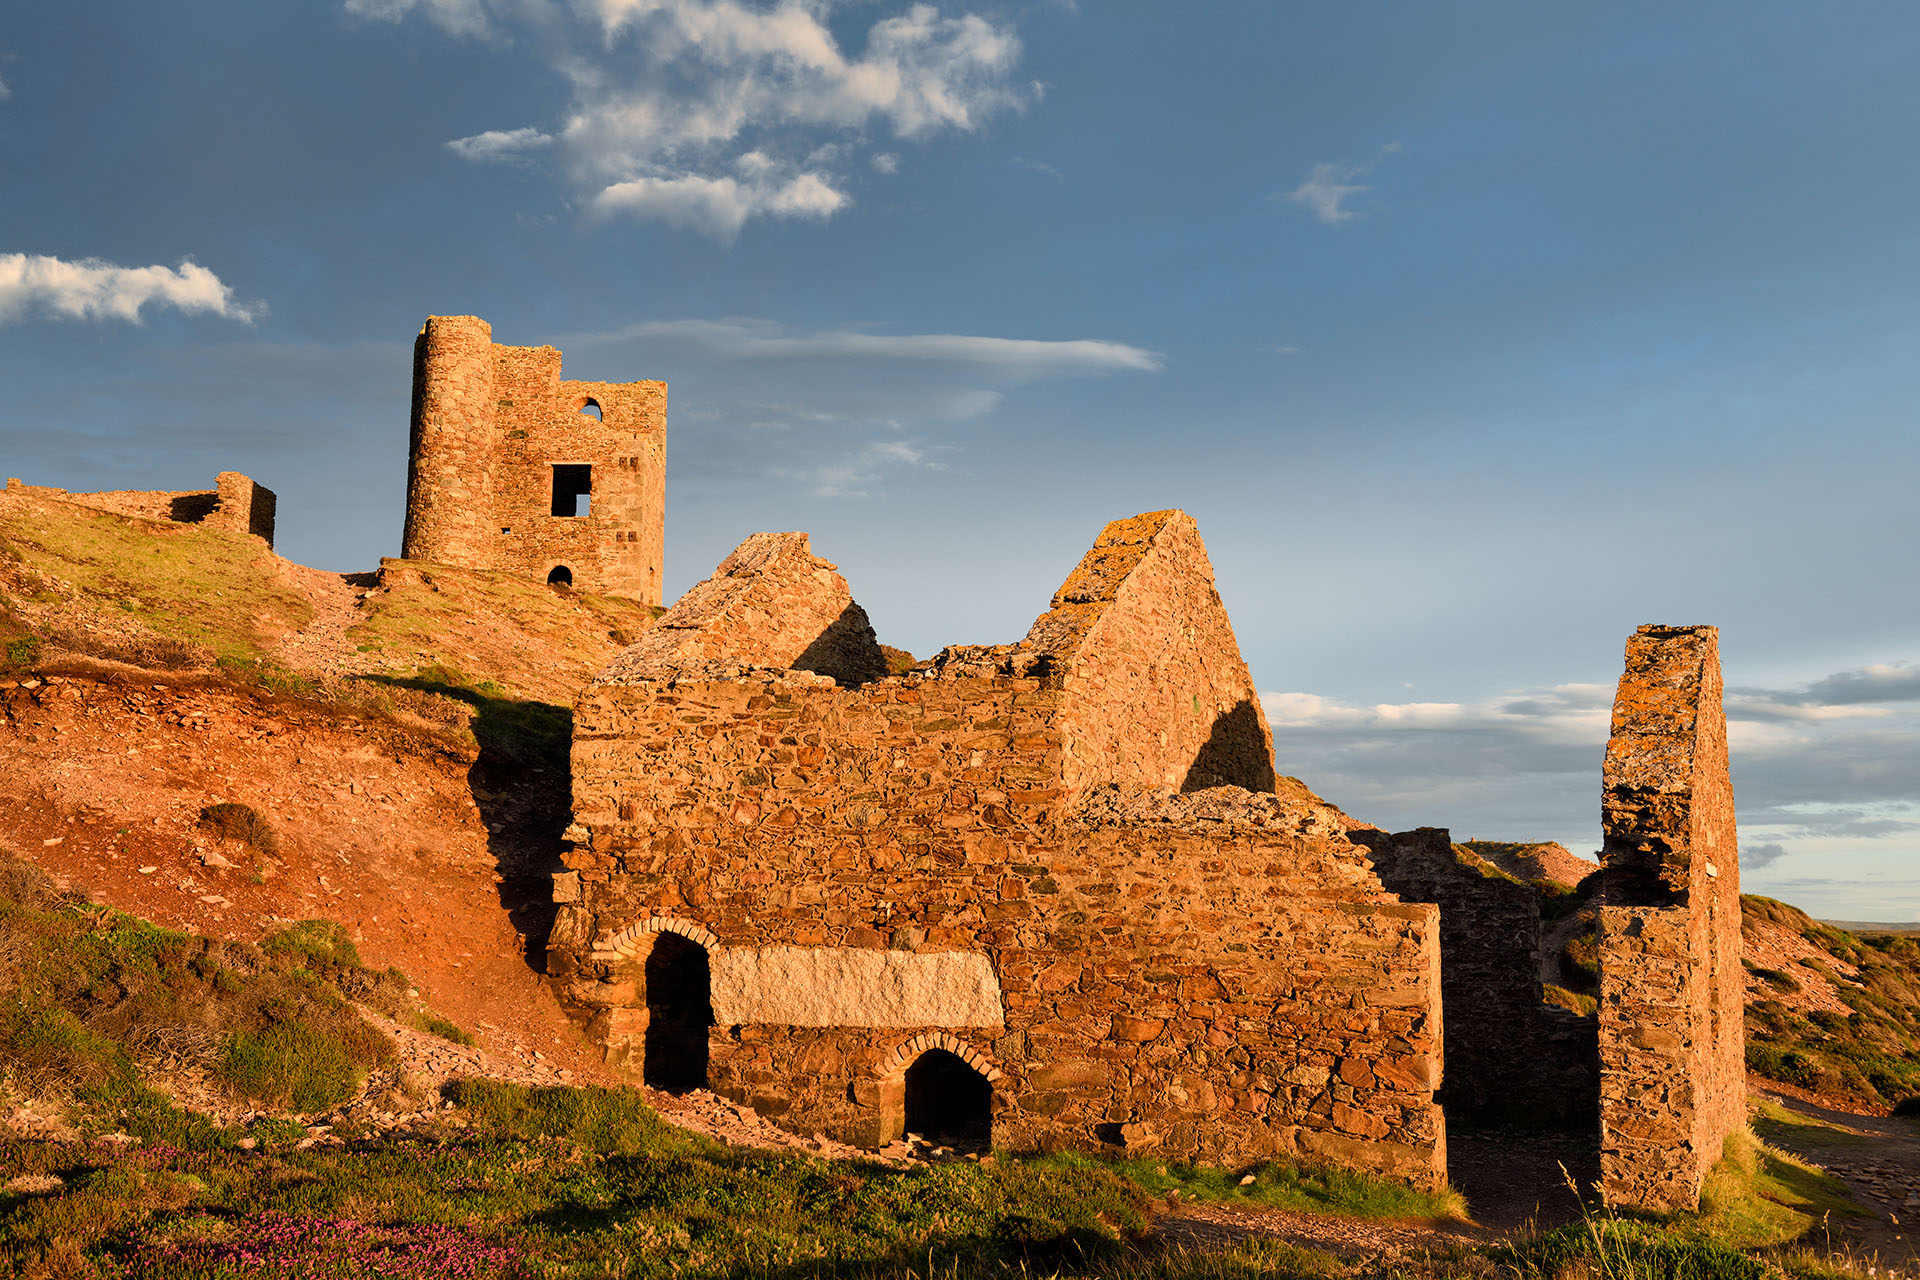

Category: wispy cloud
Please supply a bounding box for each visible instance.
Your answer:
[0,73,11,101]
[550,315,1154,499]
[789,438,943,498]
[360,0,1034,237]
[445,126,554,162]
[0,253,262,325]
[567,317,1162,374]
[1285,142,1400,226]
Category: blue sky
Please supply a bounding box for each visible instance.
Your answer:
[4,1,1918,918]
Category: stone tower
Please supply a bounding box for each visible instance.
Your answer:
[401,315,665,604]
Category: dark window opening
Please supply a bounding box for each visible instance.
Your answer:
[547,565,573,587]
[643,933,712,1093]
[903,1049,991,1150]
[580,398,602,420]
[501,527,511,534]
[551,463,592,517]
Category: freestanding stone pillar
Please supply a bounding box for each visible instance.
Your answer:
[1595,625,1744,1211]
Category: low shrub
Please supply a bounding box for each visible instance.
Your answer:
[413,1012,474,1046]
[219,1021,371,1113]
[195,802,278,856]
[261,919,360,970]
[2,634,41,672]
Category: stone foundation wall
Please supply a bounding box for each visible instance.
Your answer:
[552,667,1446,1185]
[401,315,665,602]
[1596,625,1744,1211]
[1357,828,1597,1125]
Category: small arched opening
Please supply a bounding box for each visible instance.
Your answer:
[643,932,713,1093]
[903,1049,992,1150]
[547,565,573,588]
[579,398,603,420]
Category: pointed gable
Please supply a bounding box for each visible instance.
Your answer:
[1023,510,1276,795]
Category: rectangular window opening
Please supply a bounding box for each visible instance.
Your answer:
[551,464,592,517]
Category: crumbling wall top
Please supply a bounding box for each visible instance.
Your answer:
[594,531,884,687]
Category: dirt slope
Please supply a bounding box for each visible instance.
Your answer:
[0,665,606,1080]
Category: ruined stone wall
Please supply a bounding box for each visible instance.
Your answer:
[1596,625,1744,1211]
[1027,511,1276,796]
[208,471,276,546]
[401,315,666,603]
[553,668,1446,1185]
[1358,828,1596,1125]
[6,474,276,548]
[599,532,884,687]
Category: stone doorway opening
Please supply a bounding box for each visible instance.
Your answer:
[642,932,712,1093]
[903,1049,992,1150]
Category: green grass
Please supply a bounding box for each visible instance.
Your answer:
[415,1011,476,1046]
[348,559,655,703]
[0,494,310,664]
[1061,1152,1467,1222]
[0,857,441,1128]
[1741,896,1920,1109]
[1749,1101,1875,1150]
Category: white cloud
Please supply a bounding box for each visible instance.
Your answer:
[0,254,262,325]
[574,317,1162,373]
[0,74,11,101]
[349,0,1032,235]
[446,126,555,161]
[1288,161,1369,226]
[592,159,847,239]
[343,0,496,37]
[1286,143,1400,226]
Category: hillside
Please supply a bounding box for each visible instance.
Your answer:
[0,488,661,1085]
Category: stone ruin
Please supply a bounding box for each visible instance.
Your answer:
[401,315,666,604]
[1361,624,1743,1210]
[4,472,277,548]
[540,506,1742,1209]
[1594,625,1745,1210]
[550,511,1448,1185]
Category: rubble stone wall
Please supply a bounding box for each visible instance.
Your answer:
[401,315,666,603]
[552,667,1446,1185]
[6,473,277,547]
[1596,624,1744,1211]
[1357,828,1597,1125]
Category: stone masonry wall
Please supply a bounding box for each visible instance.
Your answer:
[1596,625,1744,1211]
[554,668,1445,1185]
[401,315,666,603]
[599,532,884,687]
[6,474,277,548]
[1027,511,1276,796]
[1357,828,1597,1125]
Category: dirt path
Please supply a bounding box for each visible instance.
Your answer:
[1754,1085,1920,1270]
[268,560,378,677]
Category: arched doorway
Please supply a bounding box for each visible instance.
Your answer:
[642,932,712,1093]
[547,565,573,587]
[903,1049,992,1150]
